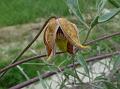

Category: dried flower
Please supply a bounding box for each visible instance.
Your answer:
[44,17,88,60]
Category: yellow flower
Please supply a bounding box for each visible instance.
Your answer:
[44,17,88,60]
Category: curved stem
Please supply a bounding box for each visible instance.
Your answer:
[0,16,57,79]
[83,27,92,44]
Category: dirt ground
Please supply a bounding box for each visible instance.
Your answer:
[0,21,44,43]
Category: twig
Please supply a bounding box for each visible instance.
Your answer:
[0,55,46,74]
[85,31,120,45]
[0,32,120,74]
[9,50,120,89]
[0,52,64,74]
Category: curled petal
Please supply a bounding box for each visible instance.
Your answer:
[44,18,59,59]
[58,18,88,50]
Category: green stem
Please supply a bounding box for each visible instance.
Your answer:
[83,27,92,44]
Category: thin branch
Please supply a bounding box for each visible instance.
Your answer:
[85,31,120,45]
[9,50,120,89]
[0,32,120,74]
[84,30,120,45]
[0,52,64,74]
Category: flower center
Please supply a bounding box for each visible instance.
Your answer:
[56,27,66,40]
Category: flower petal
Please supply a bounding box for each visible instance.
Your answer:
[67,41,74,54]
[44,18,59,58]
[58,18,88,49]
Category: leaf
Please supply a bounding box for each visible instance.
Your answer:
[112,56,120,71]
[63,68,82,81]
[59,78,67,89]
[90,16,99,28]
[108,0,120,8]
[103,81,118,89]
[64,69,76,77]
[94,75,107,81]
[66,0,89,29]
[66,0,84,22]
[98,8,120,23]
[76,52,90,77]
[96,0,107,14]
[37,71,48,89]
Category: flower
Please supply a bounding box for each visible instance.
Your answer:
[44,17,88,60]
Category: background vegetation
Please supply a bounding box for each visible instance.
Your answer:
[0,0,68,27]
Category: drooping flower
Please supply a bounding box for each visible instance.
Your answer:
[44,17,88,60]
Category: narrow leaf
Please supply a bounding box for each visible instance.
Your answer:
[98,8,120,23]
[64,69,76,77]
[90,16,99,28]
[59,78,67,89]
[97,0,107,14]
[66,0,89,29]
[37,71,48,89]
[94,75,107,81]
[76,52,90,77]
[103,81,118,89]
[108,0,120,8]
[66,0,84,21]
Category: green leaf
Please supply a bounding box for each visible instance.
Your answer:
[63,68,83,83]
[63,69,76,77]
[103,81,118,89]
[66,0,89,29]
[37,71,48,89]
[76,52,90,77]
[112,56,120,71]
[59,78,67,89]
[98,8,120,23]
[66,0,84,21]
[94,75,106,81]
[90,16,99,28]
[108,0,120,8]
[96,0,107,14]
